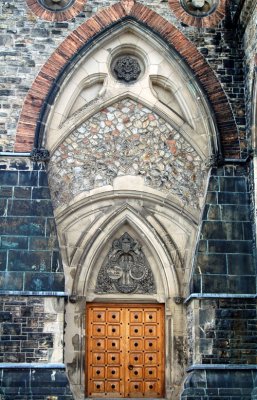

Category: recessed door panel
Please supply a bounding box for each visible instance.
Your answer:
[86,303,164,398]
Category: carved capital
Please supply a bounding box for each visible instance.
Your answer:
[174,296,184,305]
[30,148,50,162]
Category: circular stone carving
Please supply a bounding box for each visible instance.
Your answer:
[26,0,86,21]
[181,0,218,17]
[38,0,75,11]
[113,56,141,83]
[169,0,225,27]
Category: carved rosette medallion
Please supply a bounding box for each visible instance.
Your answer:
[181,0,218,16]
[38,0,75,11]
[95,233,156,294]
[113,56,141,83]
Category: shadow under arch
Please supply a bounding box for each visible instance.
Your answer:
[15,1,239,158]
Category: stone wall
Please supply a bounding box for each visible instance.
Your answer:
[0,366,74,400]
[0,296,64,364]
[0,157,64,291]
[0,156,70,398]
[181,368,257,399]
[187,298,257,366]
[191,164,255,294]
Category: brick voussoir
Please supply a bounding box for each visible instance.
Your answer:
[58,37,82,55]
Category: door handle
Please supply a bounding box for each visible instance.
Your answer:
[128,365,134,370]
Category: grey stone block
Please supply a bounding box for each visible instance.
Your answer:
[196,253,227,274]
[8,250,52,272]
[208,240,252,254]
[227,254,254,275]
[219,177,247,192]
[201,221,244,240]
[221,205,250,221]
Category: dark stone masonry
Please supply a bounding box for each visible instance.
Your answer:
[0,159,64,292]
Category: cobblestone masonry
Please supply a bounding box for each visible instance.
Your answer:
[48,99,207,209]
[0,0,246,154]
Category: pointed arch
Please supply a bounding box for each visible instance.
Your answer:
[15,1,239,158]
[69,204,181,300]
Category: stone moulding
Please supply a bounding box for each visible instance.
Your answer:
[15,2,240,158]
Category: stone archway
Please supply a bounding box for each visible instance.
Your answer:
[15,1,239,158]
[36,13,226,400]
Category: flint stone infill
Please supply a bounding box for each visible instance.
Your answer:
[49,99,206,208]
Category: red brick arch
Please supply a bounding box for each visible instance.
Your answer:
[15,1,240,158]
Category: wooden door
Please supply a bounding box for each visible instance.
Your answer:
[86,303,164,398]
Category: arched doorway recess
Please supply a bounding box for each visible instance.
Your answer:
[43,18,220,400]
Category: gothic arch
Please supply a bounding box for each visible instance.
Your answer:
[15,1,240,158]
[67,204,181,300]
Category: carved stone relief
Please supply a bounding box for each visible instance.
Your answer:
[38,0,75,11]
[181,0,218,16]
[113,56,141,83]
[95,233,156,294]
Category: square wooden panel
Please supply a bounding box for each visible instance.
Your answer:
[129,352,143,365]
[92,352,106,365]
[128,310,143,323]
[92,324,106,336]
[92,338,105,351]
[106,366,121,379]
[107,310,121,322]
[93,310,106,322]
[107,338,120,350]
[107,353,120,365]
[144,352,157,364]
[130,325,143,337]
[107,324,121,337]
[144,325,157,336]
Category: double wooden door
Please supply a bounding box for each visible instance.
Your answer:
[86,303,165,398]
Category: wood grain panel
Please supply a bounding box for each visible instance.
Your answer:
[86,303,164,398]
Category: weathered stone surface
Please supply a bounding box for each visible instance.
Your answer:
[0,159,64,293]
[0,367,74,398]
[187,298,257,366]
[49,99,206,209]
[192,165,255,294]
[0,296,64,363]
